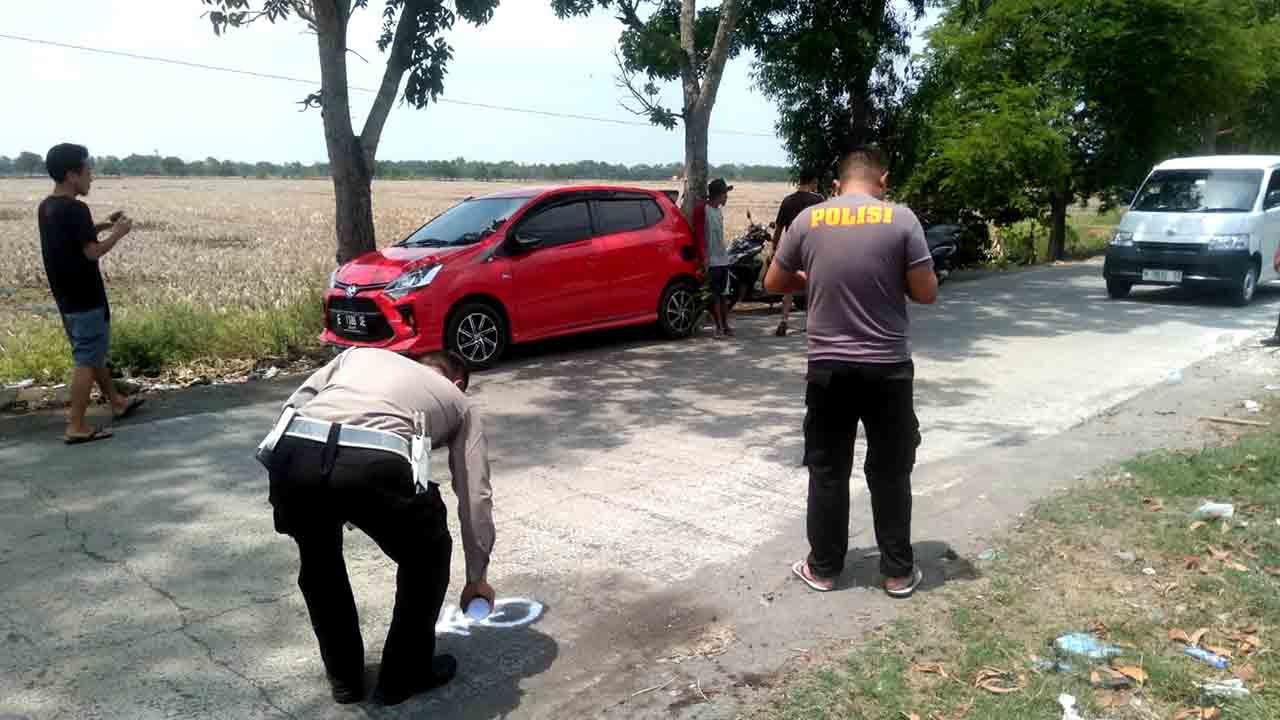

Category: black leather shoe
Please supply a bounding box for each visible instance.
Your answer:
[327,673,364,704]
[373,655,458,706]
[1262,335,1280,347]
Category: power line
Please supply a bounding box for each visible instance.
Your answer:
[0,32,776,138]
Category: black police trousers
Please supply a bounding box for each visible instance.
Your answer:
[802,360,921,580]
[268,434,451,691]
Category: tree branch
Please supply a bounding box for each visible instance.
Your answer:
[359,0,421,164]
[614,0,646,32]
[692,0,741,118]
[678,0,699,110]
[289,0,317,28]
[614,50,682,128]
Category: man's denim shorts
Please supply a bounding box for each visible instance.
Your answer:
[60,307,110,368]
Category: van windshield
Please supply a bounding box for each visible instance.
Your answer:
[399,196,531,248]
[1132,169,1263,213]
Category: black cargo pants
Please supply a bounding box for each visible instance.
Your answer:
[803,360,921,580]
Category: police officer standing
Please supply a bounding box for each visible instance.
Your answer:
[260,348,495,706]
[765,147,937,599]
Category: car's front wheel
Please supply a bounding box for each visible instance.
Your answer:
[659,280,699,339]
[446,302,508,369]
[1230,264,1259,307]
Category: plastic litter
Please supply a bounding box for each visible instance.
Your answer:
[1200,678,1250,700]
[1114,551,1137,563]
[1192,502,1235,520]
[1166,369,1184,384]
[1142,567,1157,576]
[1054,633,1122,661]
[465,597,492,621]
[1058,693,1085,720]
[263,366,281,380]
[1184,646,1230,669]
[977,549,1001,561]
[1244,400,1262,413]
[1034,658,1075,674]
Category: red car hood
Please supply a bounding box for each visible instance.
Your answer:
[336,245,467,285]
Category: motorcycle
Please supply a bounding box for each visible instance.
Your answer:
[925,225,960,284]
[718,213,959,311]
[722,213,789,311]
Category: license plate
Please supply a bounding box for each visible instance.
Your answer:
[1142,269,1183,283]
[334,311,369,335]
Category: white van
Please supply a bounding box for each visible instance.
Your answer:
[1103,155,1280,305]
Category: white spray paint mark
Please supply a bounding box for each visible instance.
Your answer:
[436,597,545,637]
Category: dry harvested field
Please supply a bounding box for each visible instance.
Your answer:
[0,177,791,381]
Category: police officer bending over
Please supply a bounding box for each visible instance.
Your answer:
[259,347,495,706]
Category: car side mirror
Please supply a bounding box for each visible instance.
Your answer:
[512,233,542,250]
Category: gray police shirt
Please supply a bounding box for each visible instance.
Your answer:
[775,192,932,364]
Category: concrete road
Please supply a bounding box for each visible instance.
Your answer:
[3,259,1278,719]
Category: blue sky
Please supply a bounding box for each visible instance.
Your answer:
[1,1,935,167]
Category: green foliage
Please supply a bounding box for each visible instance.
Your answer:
[200,0,500,110]
[900,0,1280,253]
[14,151,44,176]
[741,0,926,185]
[0,150,791,181]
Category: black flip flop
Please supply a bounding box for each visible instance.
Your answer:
[64,427,114,445]
[113,398,146,420]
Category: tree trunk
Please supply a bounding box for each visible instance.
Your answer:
[682,112,711,219]
[1048,191,1069,262]
[675,0,740,218]
[314,0,378,266]
[1202,114,1220,154]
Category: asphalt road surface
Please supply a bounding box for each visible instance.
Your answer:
[3,259,1279,719]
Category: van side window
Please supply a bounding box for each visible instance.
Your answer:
[1266,172,1280,210]
[517,201,592,248]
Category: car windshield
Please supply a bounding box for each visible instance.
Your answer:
[1132,169,1263,213]
[399,196,530,247]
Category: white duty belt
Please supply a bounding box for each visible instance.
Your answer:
[257,408,434,493]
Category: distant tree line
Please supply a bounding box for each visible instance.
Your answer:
[0,151,790,183]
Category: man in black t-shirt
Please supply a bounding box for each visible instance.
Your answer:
[38,143,143,444]
[769,171,825,337]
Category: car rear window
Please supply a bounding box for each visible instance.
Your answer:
[594,198,663,235]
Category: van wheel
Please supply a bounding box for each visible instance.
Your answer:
[1230,265,1259,307]
[446,302,507,369]
[1106,279,1132,300]
[659,280,699,339]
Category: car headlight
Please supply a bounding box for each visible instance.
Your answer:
[384,264,443,300]
[327,270,339,289]
[1110,231,1134,247]
[1205,234,1251,252]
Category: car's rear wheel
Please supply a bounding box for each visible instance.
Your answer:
[1230,264,1259,307]
[446,302,507,369]
[659,280,699,339]
[1106,279,1132,300]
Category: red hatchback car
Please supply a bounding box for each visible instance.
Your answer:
[322,185,704,367]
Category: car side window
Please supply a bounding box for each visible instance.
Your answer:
[517,200,592,248]
[1266,172,1280,211]
[593,199,657,235]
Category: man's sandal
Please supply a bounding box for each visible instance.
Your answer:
[884,567,924,599]
[792,560,836,592]
[64,427,114,445]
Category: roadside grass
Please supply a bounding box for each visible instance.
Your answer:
[766,420,1280,720]
[989,206,1123,267]
[0,290,324,383]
